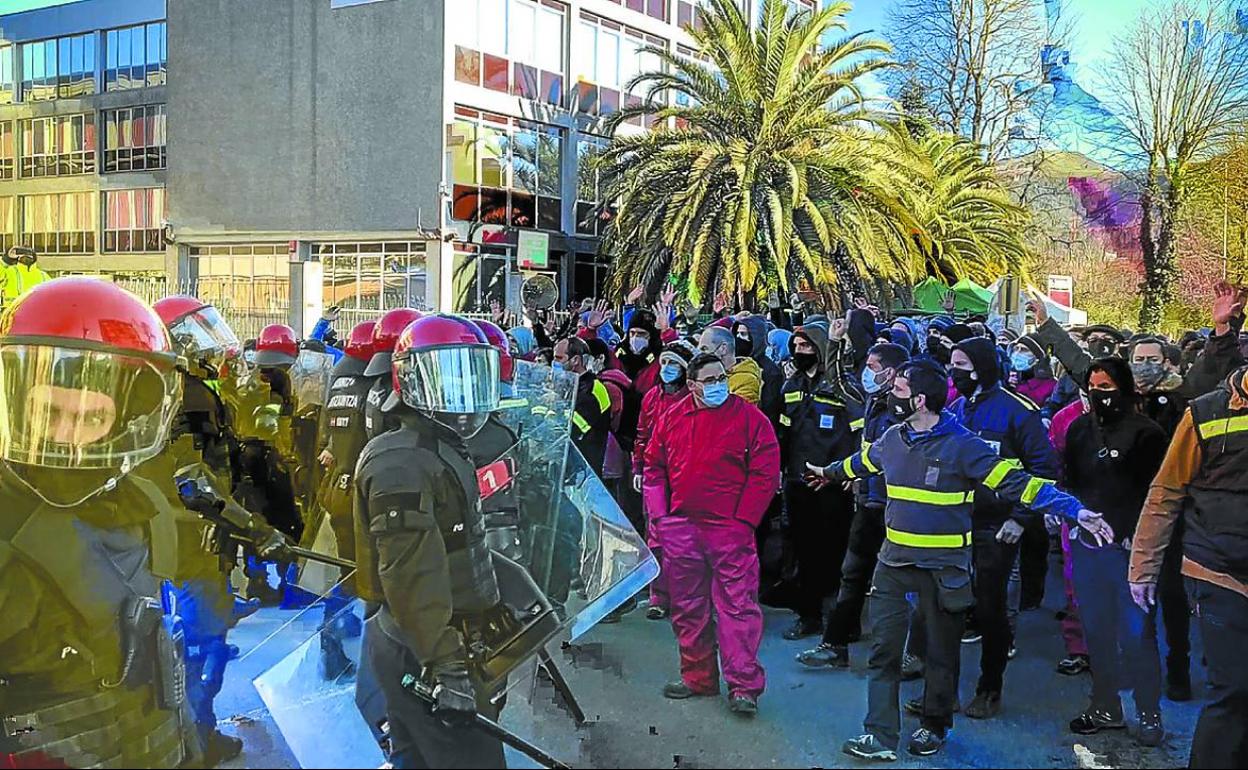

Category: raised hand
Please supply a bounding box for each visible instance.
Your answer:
[1026,291,1050,326]
[654,301,672,332]
[941,290,957,313]
[626,284,645,305]
[586,299,611,329]
[660,284,678,306]
[490,298,505,323]
[1212,281,1247,333]
[713,292,729,315]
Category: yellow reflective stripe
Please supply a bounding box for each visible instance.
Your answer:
[592,379,611,413]
[841,456,857,479]
[779,414,792,426]
[1197,415,1248,440]
[532,406,554,416]
[983,459,1022,490]
[1021,477,1054,505]
[849,418,865,431]
[887,485,974,506]
[784,391,803,404]
[859,449,879,475]
[499,397,529,409]
[886,527,973,548]
[572,412,591,434]
[813,395,843,406]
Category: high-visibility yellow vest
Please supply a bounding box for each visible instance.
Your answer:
[2,263,52,301]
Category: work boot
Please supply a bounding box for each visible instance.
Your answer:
[729,694,758,717]
[662,681,718,700]
[782,617,822,640]
[900,653,925,681]
[842,734,898,763]
[964,691,1002,719]
[796,643,849,669]
[960,627,982,644]
[646,605,668,621]
[1070,706,1126,735]
[906,727,947,757]
[203,730,244,767]
[1137,711,1165,747]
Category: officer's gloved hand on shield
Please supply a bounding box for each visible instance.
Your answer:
[429,665,478,726]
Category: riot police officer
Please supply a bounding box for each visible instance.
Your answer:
[152,294,250,763]
[0,278,199,767]
[313,319,377,678]
[362,308,423,441]
[353,314,507,769]
[469,320,525,561]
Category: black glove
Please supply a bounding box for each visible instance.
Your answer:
[248,520,289,559]
[430,666,478,726]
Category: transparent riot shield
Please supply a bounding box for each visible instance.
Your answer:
[290,348,335,409]
[251,361,659,767]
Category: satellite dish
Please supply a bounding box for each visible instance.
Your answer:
[521,274,559,310]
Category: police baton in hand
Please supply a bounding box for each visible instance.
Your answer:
[399,674,572,769]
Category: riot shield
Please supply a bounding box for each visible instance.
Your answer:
[290,348,335,410]
[250,361,659,767]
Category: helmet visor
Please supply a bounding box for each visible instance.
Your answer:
[398,345,500,414]
[169,306,241,359]
[0,344,180,469]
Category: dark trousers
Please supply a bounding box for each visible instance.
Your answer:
[1070,541,1162,715]
[822,505,886,646]
[865,564,967,751]
[786,482,853,624]
[971,529,1019,694]
[1158,531,1192,681]
[1188,580,1248,770]
[367,619,505,769]
[1018,517,1049,607]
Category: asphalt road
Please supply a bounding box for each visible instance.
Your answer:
[216,566,1204,769]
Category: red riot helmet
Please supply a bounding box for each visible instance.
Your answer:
[344,320,377,363]
[153,295,241,379]
[391,314,500,438]
[254,324,299,368]
[364,308,423,377]
[0,277,182,478]
[474,319,514,383]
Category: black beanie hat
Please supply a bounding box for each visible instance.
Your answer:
[956,337,1001,389]
[943,323,975,344]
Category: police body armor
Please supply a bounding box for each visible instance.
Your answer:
[315,357,378,562]
[1186,387,1248,583]
[0,471,196,768]
[364,378,401,441]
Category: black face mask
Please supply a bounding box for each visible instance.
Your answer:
[951,368,978,397]
[928,338,951,365]
[735,336,753,358]
[1090,390,1128,422]
[1089,340,1118,358]
[888,393,918,421]
[792,351,819,374]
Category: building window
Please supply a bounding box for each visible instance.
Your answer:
[20,192,97,255]
[187,245,290,340]
[0,123,13,180]
[20,33,96,101]
[448,107,563,231]
[603,0,668,21]
[576,135,614,237]
[319,242,430,320]
[575,13,665,122]
[104,105,167,172]
[0,198,14,255]
[20,114,97,178]
[104,188,165,253]
[0,46,14,105]
[452,0,566,107]
[105,21,167,91]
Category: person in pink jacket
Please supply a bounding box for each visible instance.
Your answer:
[1050,396,1092,675]
[644,353,781,717]
[632,340,699,620]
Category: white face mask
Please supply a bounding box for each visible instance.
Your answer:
[629,336,649,355]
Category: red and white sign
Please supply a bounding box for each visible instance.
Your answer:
[476,458,515,501]
[1047,275,1073,308]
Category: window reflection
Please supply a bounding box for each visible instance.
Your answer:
[105,21,166,92]
[104,188,166,253]
[0,46,14,105]
[576,13,665,123]
[318,242,429,322]
[452,0,566,107]
[20,114,96,177]
[448,107,563,231]
[0,122,13,180]
[20,192,96,255]
[576,136,614,237]
[104,105,167,172]
[0,198,14,255]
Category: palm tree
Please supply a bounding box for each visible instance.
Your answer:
[881,125,1031,284]
[599,0,917,305]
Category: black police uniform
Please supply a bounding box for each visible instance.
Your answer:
[353,413,506,769]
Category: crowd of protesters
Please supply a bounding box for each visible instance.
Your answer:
[492,278,1248,766]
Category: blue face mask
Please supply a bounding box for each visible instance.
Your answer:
[552,361,565,373]
[861,367,888,394]
[701,381,730,407]
[1010,352,1037,373]
[660,363,683,384]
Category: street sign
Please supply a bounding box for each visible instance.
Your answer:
[518,231,549,269]
[1047,275,1073,308]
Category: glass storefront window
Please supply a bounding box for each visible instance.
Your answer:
[449,107,563,231]
[318,242,430,321]
[187,245,291,341]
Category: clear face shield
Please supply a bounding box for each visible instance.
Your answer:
[395,344,501,437]
[0,343,181,471]
[167,306,240,379]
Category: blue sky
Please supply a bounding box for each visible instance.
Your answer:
[0,0,78,13]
